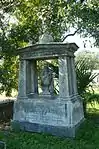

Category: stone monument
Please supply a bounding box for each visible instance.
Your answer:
[12,33,84,137]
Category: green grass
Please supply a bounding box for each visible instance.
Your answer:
[0,118,99,149]
[0,105,99,149]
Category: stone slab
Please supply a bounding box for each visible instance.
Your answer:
[17,43,79,60]
[13,99,68,127]
[12,118,84,138]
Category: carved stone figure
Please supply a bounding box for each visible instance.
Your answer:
[41,64,54,96]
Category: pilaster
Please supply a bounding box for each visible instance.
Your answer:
[18,59,27,98]
[58,56,70,97]
[71,57,78,95]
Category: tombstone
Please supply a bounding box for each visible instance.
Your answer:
[0,141,6,149]
[12,33,84,137]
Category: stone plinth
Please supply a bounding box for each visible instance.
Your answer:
[13,40,84,137]
[13,95,84,137]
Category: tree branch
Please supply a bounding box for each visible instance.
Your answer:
[62,28,80,42]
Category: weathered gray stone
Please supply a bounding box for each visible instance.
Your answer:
[13,99,68,126]
[71,57,78,95]
[40,64,54,96]
[67,57,73,95]
[58,56,70,97]
[39,32,54,44]
[18,43,78,60]
[13,40,84,138]
[12,121,76,138]
[12,98,84,137]
[13,95,84,137]
[18,60,27,98]
[29,60,38,94]
[0,141,6,149]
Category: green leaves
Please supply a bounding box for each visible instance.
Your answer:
[0,56,19,96]
[75,51,99,94]
[0,0,99,96]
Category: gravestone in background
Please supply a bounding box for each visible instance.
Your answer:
[0,141,6,149]
[12,33,84,137]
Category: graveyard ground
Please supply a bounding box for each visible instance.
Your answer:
[0,104,99,149]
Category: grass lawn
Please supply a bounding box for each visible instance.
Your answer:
[0,107,99,149]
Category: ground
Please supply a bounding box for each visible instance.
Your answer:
[0,104,99,149]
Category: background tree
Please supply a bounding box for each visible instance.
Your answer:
[75,50,99,115]
[0,0,99,96]
[0,0,20,96]
[71,0,99,47]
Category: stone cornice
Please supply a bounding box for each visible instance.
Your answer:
[17,43,79,60]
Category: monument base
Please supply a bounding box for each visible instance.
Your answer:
[12,119,84,138]
[12,95,84,137]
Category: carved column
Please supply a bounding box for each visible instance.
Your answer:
[26,60,38,95]
[71,57,78,95]
[26,60,31,95]
[18,59,27,98]
[18,60,38,98]
[67,57,74,95]
[58,56,70,97]
[30,60,38,94]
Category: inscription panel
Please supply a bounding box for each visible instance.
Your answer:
[25,102,67,126]
[15,101,68,126]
